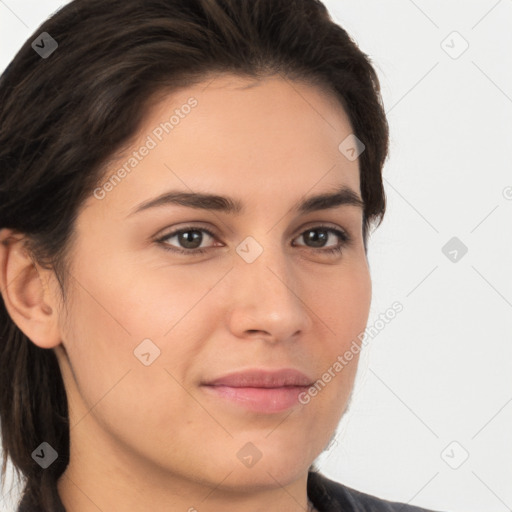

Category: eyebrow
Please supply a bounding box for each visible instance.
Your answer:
[127,184,365,217]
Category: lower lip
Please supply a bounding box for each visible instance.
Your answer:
[201,385,309,414]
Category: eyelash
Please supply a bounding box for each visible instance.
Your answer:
[154,224,352,257]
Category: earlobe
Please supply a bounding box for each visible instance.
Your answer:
[0,228,62,349]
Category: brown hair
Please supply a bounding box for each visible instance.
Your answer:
[0,0,388,509]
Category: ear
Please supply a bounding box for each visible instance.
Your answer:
[0,228,62,349]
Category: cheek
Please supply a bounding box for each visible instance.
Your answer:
[59,283,135,404]
[305,261,371,404]
[58,255,218,398]
[58,277,196,448]
[94,252,226,339]
[308,260,372,348]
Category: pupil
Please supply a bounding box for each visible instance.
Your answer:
[306,229,326,247]
[180,231,201,248]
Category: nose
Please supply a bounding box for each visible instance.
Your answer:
[225,238,313,344]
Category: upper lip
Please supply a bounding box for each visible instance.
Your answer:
[203,368,314,388]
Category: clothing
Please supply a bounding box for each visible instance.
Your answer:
[307,470,446,512]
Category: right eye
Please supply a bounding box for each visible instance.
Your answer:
[155,226,219,255]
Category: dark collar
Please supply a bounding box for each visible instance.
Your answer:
[307,470,443,512]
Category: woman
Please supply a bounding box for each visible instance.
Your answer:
[0,0,445,510]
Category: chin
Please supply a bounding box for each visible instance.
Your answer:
[223,461,307,492]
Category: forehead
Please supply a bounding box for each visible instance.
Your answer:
[87,73,362,216]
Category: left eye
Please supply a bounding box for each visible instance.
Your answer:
[155,225,351,256]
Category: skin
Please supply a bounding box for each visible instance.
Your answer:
[0,73,372,512]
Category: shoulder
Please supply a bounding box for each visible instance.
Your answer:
[307,471,447,512]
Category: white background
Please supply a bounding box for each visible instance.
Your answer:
[1,1,511,511]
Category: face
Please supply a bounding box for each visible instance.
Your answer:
[52,74,371,495]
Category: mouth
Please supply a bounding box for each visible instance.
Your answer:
[201,368,314,414]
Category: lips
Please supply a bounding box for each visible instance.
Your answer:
[201,368,314,414]
[203,368,314,388]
